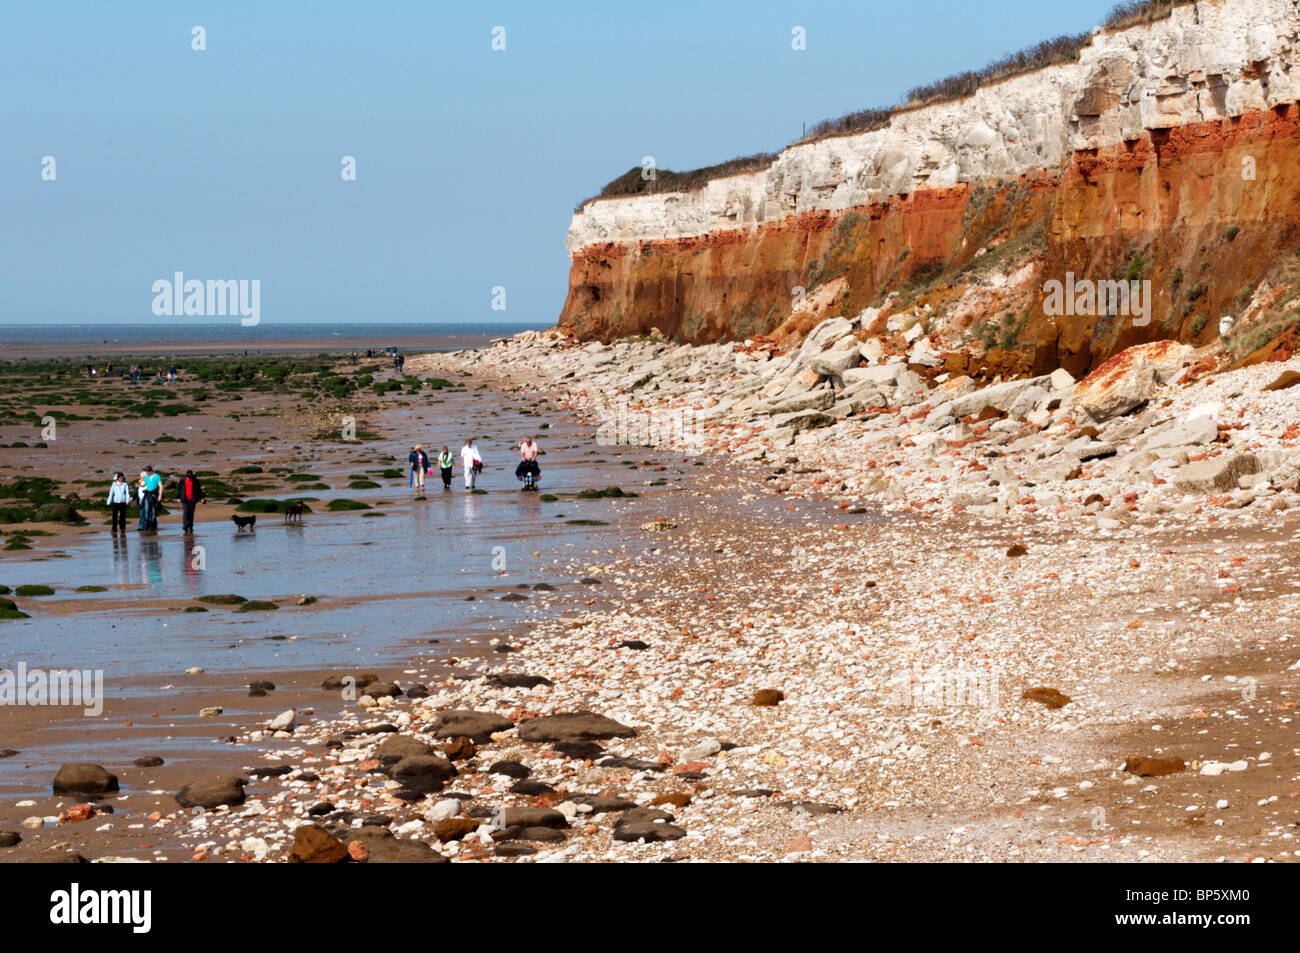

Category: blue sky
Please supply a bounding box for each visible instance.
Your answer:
[0,0,1121,326]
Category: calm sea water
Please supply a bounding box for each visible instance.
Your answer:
[0,322,549,355]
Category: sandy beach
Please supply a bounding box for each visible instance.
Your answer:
[4,327,1296,863]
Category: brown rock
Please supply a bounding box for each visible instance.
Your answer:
[1263,370,1300,392]
[373,734,433,765]
[752,689,785,706]
[1021,687,1071,709]
[442,736,477,761]
[516,711,636,742]
[434,817,479,842]
[287,823,348,863]
[175,776,247,810]
[650,792,692,808]
[52,763,119,796]
[1006,543,1029,558]
[1123,755,1185,778]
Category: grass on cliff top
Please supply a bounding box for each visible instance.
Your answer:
[576,0,1195,211]
[575,154,778,210]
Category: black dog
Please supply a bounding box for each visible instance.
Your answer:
[283,502,304,523]
[231,514,256,532]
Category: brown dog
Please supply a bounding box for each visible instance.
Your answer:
[230,514,256,532]
[283,502,304,523]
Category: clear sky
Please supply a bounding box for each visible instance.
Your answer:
[0,0,1121,326]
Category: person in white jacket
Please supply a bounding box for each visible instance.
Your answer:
[106,472,131,532]
[460,439,482,489]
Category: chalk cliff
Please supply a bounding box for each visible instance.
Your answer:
[559,0,1300,377]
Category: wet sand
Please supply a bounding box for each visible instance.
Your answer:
[3,346,1299,863]
[0,351,677,859]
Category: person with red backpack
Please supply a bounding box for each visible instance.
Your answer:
[179,469,205,533]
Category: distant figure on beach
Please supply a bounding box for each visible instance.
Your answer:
[516,436,541,485]
[351,350,358,365]
[129,364,140,382]
[107,472,131,532]
[438,445,454,489]
[409,444,429,495]
[179,469,205,533]
[168,365,178,382]
[142,466,163,532]
[461,439,482,489]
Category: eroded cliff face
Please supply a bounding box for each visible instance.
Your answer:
[559,0,1300,375]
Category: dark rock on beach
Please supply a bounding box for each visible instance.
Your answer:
[517,711,636,742]
[562,793,636,814]
[596,756,665,772]
[132,756,164,768]
[511,826,566,843]
[501,806,568,829]
[428,710,512,742]
[0,831,20,848]
[488,760,531,779]
[175,776,247,810]
[52,763,119,796]
[495,843,537,857]
[553,740,605,760]
[509,779,555,795]
[388,755,456,793]
[345,825,448,863]
[485,673,554,689]
[374,734,433,765]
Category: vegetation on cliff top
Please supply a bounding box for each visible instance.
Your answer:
[576,0,1197,211]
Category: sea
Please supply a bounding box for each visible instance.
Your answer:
[0,322,551,358]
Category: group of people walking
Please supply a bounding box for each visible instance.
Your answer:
[408,439,485,495]
[104,437,541,532]
[106,468,205,534]
[408,437,540,495]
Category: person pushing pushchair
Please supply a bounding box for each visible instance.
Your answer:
[515,436,541,490]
